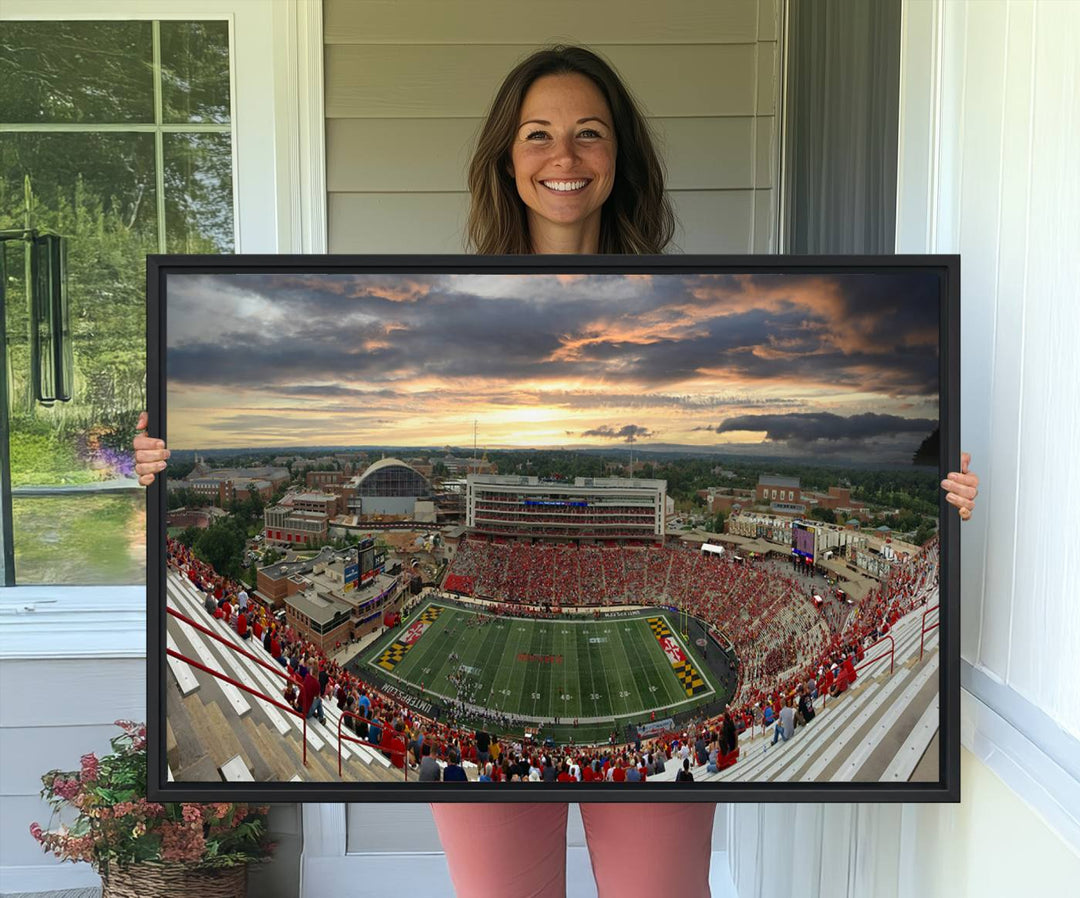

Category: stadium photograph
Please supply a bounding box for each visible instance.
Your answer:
[153,264,947,795]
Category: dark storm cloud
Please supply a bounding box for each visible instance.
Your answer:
[580,424,655,441]
[165,270,940,399]
[711,412,937,442]
[168,340,406,387]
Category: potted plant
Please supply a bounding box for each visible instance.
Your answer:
[30,720,275,897]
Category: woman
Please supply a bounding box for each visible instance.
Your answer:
[135,43,979,898]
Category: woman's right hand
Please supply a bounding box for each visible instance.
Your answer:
[133,411,170,486]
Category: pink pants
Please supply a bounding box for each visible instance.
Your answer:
[431,802,715,898]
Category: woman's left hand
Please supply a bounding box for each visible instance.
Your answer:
[941,452,979,520]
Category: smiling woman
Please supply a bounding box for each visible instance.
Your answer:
[509,73,617,253]
[465,45,674,255]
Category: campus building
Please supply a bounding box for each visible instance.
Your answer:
[353,457,432,516]
[256,543,398,650]
[465,474,667,542]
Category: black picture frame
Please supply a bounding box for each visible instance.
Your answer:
[147,253,960,803]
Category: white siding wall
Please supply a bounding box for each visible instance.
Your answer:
[728,1,1080,894]
[324,0,781,253]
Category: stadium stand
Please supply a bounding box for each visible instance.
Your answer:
[164,531,940,785]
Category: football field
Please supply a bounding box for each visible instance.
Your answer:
[361,600,721,723]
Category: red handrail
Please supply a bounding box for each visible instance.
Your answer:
[165,605,406,779]
[165,646,310,768]
[167,606,300,687]
[857,634,896,677]
[919,604,940,662]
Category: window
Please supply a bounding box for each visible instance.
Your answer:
[1,19,233,585]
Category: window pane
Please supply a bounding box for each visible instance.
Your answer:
[160,21,232,124]
[164,133,235,252]
[0,21,154,124]
[12,493,146,585]
[2,132,154,584]
[1,132,156,429]
[1,20,235,587]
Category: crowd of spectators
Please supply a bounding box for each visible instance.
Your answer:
[166,529,939,783]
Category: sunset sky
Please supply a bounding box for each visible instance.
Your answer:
[165,270,940,463]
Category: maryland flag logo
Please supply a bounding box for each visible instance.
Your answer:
[647,617,709,697]
[376,605,443,671]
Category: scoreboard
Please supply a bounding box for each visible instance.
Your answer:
[792,521,816,561]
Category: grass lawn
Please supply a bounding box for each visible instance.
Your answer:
[13,492,145,584]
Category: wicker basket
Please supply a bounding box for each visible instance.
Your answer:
[100,862,247,898]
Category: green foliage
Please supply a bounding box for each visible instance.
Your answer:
[167,487,201,510]
[8,418,95,486]
[810,506,837,524]
[2,26,232,492]
[176,525,201,549]
[913,519,938,547]
[913,428,939,466]
[193,517,247,579]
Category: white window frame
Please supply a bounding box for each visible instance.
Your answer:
[0,0,326,662]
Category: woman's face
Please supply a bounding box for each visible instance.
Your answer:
[509,72,617,238]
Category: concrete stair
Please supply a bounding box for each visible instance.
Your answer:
[165,571,404,783]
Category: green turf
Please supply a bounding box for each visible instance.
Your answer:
[361,601,720,726]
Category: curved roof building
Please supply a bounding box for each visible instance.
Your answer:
[356,457,430,516]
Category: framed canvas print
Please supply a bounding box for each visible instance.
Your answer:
[147,254,960,803]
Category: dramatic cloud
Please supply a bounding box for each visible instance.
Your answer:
[712,412,936,443]
[580,424,655,441]
[163,270,942,459]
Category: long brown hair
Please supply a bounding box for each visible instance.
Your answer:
[466,45,675,254]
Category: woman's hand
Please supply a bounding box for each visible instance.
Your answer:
[941,452,979,520]
[133,411,170,486]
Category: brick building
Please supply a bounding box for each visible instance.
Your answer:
[756,474,801,505]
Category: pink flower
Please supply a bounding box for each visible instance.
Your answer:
[29,822,43,842]
[181,805,203,824]
[79,752,99,782]
[160,821,206,863]
[138,799,166,818]
[207,802,232,820]
[52,777,80,801]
